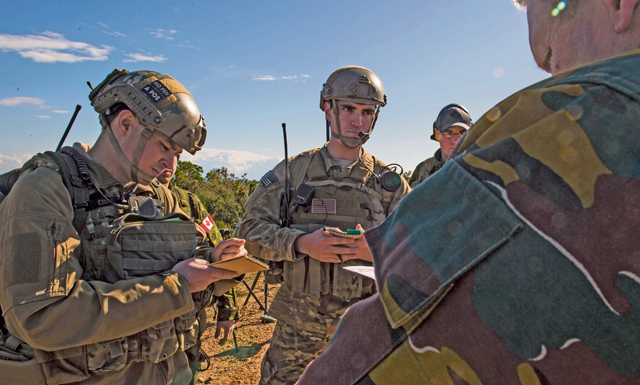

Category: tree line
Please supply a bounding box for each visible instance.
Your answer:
[173,161,259,230]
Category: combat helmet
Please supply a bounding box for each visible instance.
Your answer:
[320,66,387,148]
[89,69,206,183]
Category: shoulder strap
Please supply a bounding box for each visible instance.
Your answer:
[42,147,92,234]
[290,148,320,190]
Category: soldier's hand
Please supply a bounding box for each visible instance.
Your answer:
[294,228,360,263]
[352,224,372,262]
[172,258,239,293]
[215,320,235,345]
[211,238,247,263]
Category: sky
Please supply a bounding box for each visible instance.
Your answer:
[0,0,549,180]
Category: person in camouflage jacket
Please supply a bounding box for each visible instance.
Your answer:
[239,66,411,385]
[0,70,245,385]
[298,0,640,384]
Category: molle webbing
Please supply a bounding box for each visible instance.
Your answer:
[304,180,383,202]
[283,150,383,300]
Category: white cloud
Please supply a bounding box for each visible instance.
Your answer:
[97,22,109,28]
[36,115,51,119]
[150,29,177,40]
[0,97,63,112]
[123,52,167,63]
[0,31,113,63]
[253,74,307,81]
[0,153,32,173]
[103,31,126,38]
[178,44,202,49]
[253,75,276,81]
[182,148,281,179]
[0,97,46,107]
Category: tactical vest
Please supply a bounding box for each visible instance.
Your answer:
[283,149,392,303]
[0,148,205,384]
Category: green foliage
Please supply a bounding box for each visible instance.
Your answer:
[174,160,204,190]
[174,161,258,229]
[403,170,412,182]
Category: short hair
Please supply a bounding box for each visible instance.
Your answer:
[103,102,132,127]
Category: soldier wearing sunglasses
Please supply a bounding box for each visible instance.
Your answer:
[408,104,472,188]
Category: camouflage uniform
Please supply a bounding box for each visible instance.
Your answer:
[298,49,640,385]
[170,185,224,248]
[0,144,237,385]
[133,181,240,383]
[408,149,444,188]
[239,144,410,385]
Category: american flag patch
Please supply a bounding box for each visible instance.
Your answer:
[260,170,278,187]
[311,198,336,214]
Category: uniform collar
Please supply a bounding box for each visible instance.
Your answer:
[320,145,368,178]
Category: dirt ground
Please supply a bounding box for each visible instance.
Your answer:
[197,273,279,385]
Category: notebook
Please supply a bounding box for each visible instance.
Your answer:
[207,255,269,274]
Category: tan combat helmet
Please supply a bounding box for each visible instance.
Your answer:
[89,69,206,184]
[320,66,387,148]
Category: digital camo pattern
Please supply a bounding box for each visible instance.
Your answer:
[259,286,345,385]
[240,146,411,385]
[172,185,224,247]
[298,49,640,385]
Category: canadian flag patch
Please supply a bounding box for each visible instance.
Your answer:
[200,214,215,233]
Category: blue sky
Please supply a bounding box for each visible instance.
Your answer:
[0,0,547,179]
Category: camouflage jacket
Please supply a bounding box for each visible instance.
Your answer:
[170,184,238,321]
[239,145,411,263]
[408,149,445,188]
[133,181,239,322]
[0,144,200,385]
[170,184,224,247]
[298,49,640,385]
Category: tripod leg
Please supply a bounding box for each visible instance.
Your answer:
[241,272,262,309]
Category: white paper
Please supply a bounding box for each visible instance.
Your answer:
[343,266,375,279]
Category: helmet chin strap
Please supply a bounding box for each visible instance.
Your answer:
[330,100,379,148]
[102,116,156,185]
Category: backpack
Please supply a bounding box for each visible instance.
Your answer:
[0,147,90,384]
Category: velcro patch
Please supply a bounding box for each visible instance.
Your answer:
[141,80,172,103]
[260,170,278,187]
[3,233,41,288]
[311,198,336,214]
[200,214,215,233]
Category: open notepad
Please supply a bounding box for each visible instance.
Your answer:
[207,255,269,274]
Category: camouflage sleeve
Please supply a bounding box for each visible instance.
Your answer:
[238,160,306,262]
[187,191,224,247]
[0,167,193,350]
[409,161,428,188]
[215,291,239,322]
[388,170,412,215]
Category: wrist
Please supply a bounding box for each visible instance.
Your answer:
[293,233,308,255]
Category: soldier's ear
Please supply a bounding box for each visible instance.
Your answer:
[116,110,138,138]
[604,0,640,32]
[324,101,332,121]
